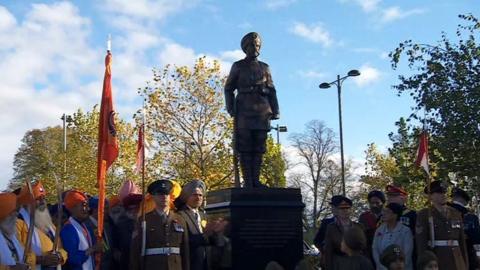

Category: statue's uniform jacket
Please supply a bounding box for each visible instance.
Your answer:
[224,58,279,132]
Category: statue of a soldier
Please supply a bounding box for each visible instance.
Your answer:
[224,32,280,188]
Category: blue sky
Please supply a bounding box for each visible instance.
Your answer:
[0,0,478,190]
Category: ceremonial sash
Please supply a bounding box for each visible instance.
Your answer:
[0,232,24,265]
[19,208,42,270]
[68,217,94,270]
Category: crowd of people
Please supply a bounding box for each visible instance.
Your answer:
[0,178,478,270]
[0,179,226,270]
[313,181,480,270]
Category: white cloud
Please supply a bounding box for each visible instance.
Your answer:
[238,22,252,30]
[352,64,381,87]
[0,1,240,190]
[339,0,426,25]
[0,2,104,190]
[219,50,245,62]
[0,6,16,30]
[297,70,326,79]
[158,43,197,67]
[103,0,197,20]
[380,6,425,23]
[289,22,334,47]
[355,0,381,12]
[158,42,239,75]
[265,0,297,10]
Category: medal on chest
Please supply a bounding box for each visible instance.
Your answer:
[172,220,184,232]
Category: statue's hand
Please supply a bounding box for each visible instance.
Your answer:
[271,113,280,120]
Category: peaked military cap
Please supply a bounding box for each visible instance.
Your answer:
[148,179,173,195]
[424,180,447,194]
[331,195,352,208]
[451,187,470,202]
[386,184,408,196]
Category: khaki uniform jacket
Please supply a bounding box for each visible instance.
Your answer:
[130,211,190,270]
[416,206,469,270]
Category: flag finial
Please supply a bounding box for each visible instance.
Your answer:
[107,34,112,52]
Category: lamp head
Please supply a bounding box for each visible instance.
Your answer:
[347,69,361,77]
[278,126,288,132]
[319,83,331,89]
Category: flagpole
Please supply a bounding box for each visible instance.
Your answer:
[422,106,435,248]
[96,34,115,270]
[139,97,147,270]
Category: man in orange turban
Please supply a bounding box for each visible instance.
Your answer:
[0,192,31,269]
[60,190,102,270]
[16,181,67,270]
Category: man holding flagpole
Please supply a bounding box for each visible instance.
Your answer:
[416,181,469,270]
[61,190,103,270]
[414,131,469,269]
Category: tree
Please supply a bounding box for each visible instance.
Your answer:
[139,57,233,190]
[260,136,287,187]
[288,120,339,228]
[360,143,398,190]
[12,127,63,188]
[358,118,434,209]
[390,14,480,197]
[11,106,138,201]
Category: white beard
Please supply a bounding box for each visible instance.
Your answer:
[35,208,55,233]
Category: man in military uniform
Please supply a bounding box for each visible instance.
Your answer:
[448,187,480,270]
[358,190,385,261]
[323,196,365,270]
[130,180,189,270]
[313,195,341,251]
[416,181,469,270]
[224,32,280,188]
[386,184,416,234]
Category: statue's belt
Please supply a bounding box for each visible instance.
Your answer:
[237,86,268,94]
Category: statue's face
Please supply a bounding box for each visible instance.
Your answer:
[245,37,261,58]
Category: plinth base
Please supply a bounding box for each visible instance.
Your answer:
[206,188,304,270]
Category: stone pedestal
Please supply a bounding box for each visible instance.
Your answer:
[205,188,304,270]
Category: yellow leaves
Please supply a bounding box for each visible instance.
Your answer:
[137,57,233,190]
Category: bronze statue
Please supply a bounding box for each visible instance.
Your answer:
[224,32,280,188]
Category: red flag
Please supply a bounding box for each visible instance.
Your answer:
[97,51,119,183]
[135,125,144,174]
[415,131,430,176]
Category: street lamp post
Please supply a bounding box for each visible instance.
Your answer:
[319,69,360,196]
[271,124,288,144]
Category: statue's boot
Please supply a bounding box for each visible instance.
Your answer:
[240,153,254,188]
[252,153,267,188]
